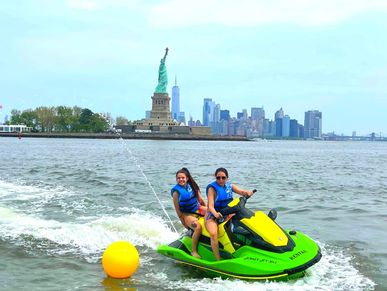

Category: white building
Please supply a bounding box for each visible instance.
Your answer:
[0,124,32,133]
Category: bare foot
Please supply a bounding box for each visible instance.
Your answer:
[191,251,201,259]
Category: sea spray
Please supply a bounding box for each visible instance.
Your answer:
[0,205,178,263]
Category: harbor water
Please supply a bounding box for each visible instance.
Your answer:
[0,137,386,290]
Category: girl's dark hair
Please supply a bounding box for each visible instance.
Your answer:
[215,167,228,178]
[176,167,200,198]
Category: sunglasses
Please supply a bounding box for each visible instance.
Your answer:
[216,176,227,180]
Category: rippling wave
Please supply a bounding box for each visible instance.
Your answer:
[1,137,386,290]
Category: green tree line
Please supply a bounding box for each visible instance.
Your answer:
[8,106,111,133]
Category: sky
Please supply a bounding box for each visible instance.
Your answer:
[1,0,387,135]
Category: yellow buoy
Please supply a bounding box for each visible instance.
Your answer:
[102,241,140,278]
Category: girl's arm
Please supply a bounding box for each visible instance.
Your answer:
[232,184,254,197]
[207,187,222,219]
[197,190,207,206]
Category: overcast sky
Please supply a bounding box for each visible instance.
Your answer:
[1,0,387,135]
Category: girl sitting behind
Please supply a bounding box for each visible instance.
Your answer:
[171,167,206,258]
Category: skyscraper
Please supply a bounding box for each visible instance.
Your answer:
[202,98,221,133]
[281,115,290,137]
[275,108,285,137]
[211,104,221,134]
[251,107,265,120]
[289,119,299,137]
[275,118,282,137]
[251,107,265,136]
[242,109,248,120]
[264,119,276,136]
[275,107,284,120]
[304,110,322,138]
[220,110,230,121]
[171,76,180,121]
[203,98,215,126]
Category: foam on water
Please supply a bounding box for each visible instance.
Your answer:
[0,180,46,199]
[89,209,180,249]
[0,205,178,263]
[0,179,120,218]
[0,179,77,210]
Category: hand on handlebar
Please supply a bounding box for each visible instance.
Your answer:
[245,189,257,197]
[215,212,223,219]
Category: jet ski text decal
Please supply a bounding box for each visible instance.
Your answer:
[289,249,307,260]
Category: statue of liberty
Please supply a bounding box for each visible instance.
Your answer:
[155,47,168,93]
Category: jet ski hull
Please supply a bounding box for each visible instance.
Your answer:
[157,230,321,280]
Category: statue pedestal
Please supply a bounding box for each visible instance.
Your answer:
[133,49,179,128]
[150,93,171,121]
[134,92,178,127]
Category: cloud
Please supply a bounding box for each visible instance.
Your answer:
[67,0,142,11]
[67,0,99,10]
[148,0,387,27]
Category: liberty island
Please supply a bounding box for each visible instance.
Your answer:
[116,48,212,137]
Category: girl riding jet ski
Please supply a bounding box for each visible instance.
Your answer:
[157,194,322,280]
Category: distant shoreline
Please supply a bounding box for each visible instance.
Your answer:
[2,132,385,142]
[0,132,249,141]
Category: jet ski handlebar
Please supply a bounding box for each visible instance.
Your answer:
[219,189,257,218]
[247,189,257,198]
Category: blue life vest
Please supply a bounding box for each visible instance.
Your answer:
[206,181,233,211]
[171,184,199,213]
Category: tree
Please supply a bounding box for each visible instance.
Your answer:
[56,106,73,132]
[9,109,37,129]
[70,106,82,132]
[8,105,110,133]
[35,106,56,132]
[79,108,94,131]
[78,108,109,132]
[9,109,22,124]
[20,109,37,129]
[90,113,110,132]
[115,116,129,126]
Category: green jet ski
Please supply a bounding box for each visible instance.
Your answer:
[157,193,322,280]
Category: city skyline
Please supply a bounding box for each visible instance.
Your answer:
[1,1,387,136]
[200,97,322,138]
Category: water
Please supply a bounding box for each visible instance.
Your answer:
[1,137,386,291]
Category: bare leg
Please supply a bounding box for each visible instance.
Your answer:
[190,221,202,258]
[185,216,202,258]
[205,218,220,260]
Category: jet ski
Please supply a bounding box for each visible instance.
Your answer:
[157,194,322,280]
